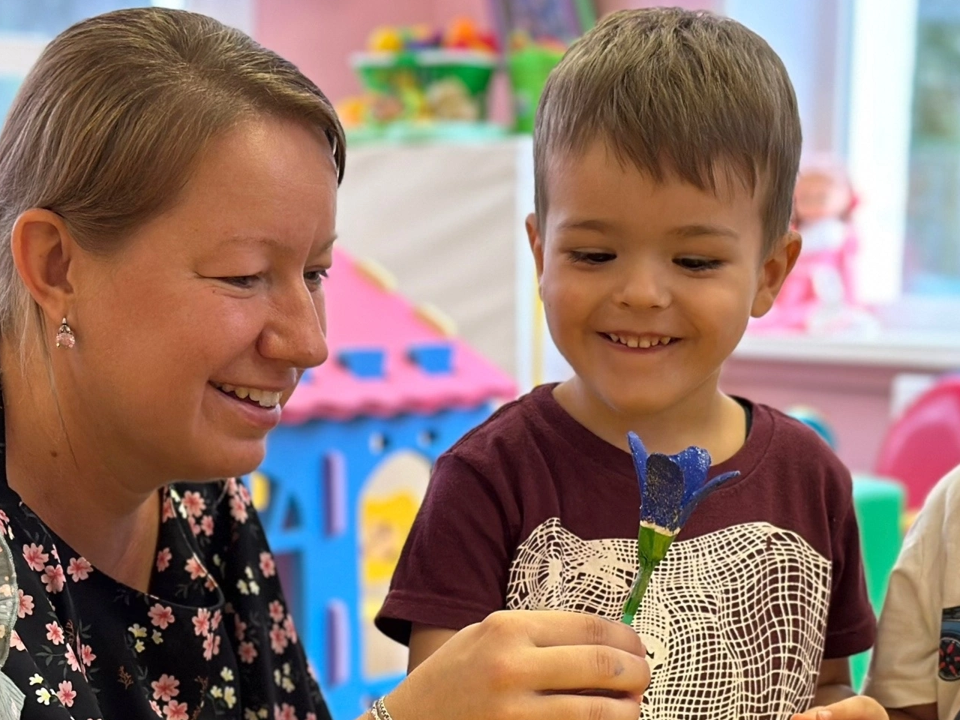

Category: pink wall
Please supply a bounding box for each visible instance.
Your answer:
[255,1,721,106]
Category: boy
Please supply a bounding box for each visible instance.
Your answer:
[376,8,875,718]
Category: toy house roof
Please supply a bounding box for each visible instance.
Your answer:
[282,248,517,423]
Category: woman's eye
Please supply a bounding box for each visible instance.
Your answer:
[304,268,330,287]
[569,251,615,264]
[221,275,260,288]
[676,257,723,272]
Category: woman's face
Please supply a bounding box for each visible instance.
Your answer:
[63,117,337,483]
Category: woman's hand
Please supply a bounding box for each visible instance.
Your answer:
[380,610,650,720]
[791,696,889,720]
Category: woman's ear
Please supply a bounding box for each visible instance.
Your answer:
[11,209,77,325]
[751,231,802,318]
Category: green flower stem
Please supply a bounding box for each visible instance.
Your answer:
[621,559,656,626]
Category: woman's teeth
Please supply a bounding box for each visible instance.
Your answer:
[606,333,674,349]
[214,383,281,408]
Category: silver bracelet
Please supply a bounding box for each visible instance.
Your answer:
[370,697,395,720]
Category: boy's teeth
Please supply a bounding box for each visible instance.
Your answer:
[215,383,281,408]
[607,333,673,348]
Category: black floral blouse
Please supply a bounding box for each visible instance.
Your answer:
[0,424,333,719]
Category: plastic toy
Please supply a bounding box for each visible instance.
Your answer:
[751,157,878,335]
[876,374,960,511]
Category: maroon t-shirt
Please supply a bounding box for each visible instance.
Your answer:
[377,384,875,718]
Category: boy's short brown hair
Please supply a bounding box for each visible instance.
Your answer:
[534,8,801,251]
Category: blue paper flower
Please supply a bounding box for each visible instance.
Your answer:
[627,432,739,535]
[621,431,739,625]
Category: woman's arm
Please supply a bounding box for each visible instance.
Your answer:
[355,610,649,720]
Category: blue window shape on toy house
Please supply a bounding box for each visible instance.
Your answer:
[407,342,453,375]
[338,349,386,379]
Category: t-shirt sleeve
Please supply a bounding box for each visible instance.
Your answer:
[863,476,947,710]
[375,452,517,645]
[823,479,877,660]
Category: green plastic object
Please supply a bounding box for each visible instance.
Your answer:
[849,474,906,690]
[352,50,497,118]
[506,47,565,133]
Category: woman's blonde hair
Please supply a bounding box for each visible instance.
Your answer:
[0,7,346,347]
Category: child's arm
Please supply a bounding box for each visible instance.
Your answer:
[812,657,856,707]
[408,623,457,671]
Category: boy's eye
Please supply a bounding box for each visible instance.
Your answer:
[676,257,723,272]
[569,251,616,264]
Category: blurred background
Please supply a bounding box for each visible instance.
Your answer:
[4,0,958,715]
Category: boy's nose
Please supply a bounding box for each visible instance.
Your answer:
[616,266,671,309]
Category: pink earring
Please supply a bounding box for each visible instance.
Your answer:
[55,317,75,349]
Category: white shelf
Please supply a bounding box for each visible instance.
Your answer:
[734,330,960,370]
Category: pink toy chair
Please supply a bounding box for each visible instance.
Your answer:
[876,375,960,511]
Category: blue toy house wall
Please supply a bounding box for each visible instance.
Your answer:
[254,402,494,720]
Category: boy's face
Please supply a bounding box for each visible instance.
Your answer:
[528,142,799,420]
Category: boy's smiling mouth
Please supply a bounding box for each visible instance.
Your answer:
[602,332,676,349]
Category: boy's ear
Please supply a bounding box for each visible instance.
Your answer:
[751,230,802,318]
[526,213,545,292]
[11,208,78,328]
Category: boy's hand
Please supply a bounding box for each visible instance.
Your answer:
[791,696,889,720]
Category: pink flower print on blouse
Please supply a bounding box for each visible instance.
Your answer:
[56,681,77,707]
[259,552,276,578]
[22,543,48,572]
[64,643,81,674]
[192,608,210,637]
[17,589,33,619]
[163,699,189,720]
[269,625,288,655]
[200,515,214,537]
[148,604,175,630]
[238,641,258,664]
[268,601,285,624]
[181,491,206,518]
[161,495,176,522]
[151,674,180,703]
[42,564,66,593]
[202,633,221,661]
[185,556,207,581]
[156,547,172,573]
[67,556,93,582]
[45,622,64,645]
[229,493,248,524]
[283,616,298,645]
[275,703,298,720]
[80,644,96,667]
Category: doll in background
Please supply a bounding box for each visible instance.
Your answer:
[752,157,878,335]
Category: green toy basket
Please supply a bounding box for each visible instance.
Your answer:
[506,46,565,133]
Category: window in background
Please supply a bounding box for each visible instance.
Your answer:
[0,0,249,124]
[904,0,960,296]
